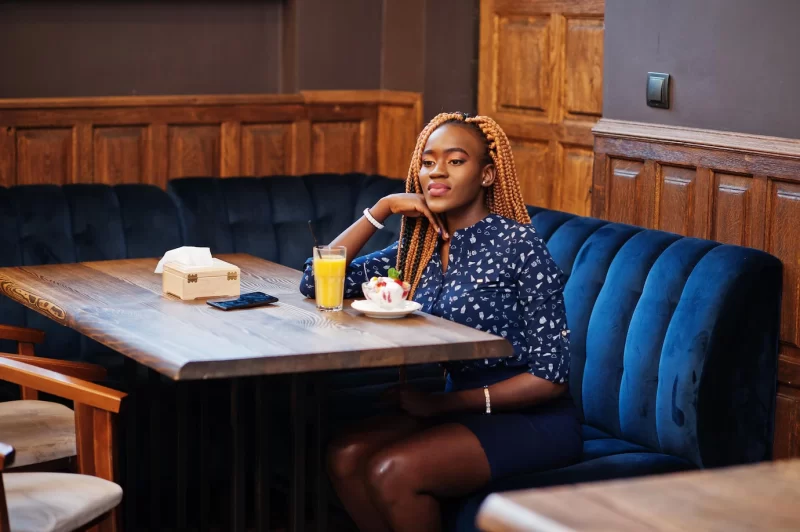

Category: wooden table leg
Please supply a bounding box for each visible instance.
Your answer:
[176,381,189,530]
[148,369,161,528]
[291,374,307,532]
[199,382,210,532]
[255,376,271,532]
[313,375,328,532]
[122,359,138,532]
[231,378,246,532]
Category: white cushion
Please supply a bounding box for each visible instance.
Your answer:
[4,472,122,532]
[0,401,76,468]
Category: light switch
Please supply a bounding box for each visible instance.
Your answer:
[646,72,670,109]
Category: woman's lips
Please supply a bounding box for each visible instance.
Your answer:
[427,183,451,197]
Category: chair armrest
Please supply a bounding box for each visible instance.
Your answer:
[0,358,125,413]
[0,443,14,471]
[0,354,107,382]
[0,325,44,344]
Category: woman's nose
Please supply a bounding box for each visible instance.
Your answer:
[431,161,447,178]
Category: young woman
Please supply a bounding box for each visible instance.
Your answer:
[299,113,581,531]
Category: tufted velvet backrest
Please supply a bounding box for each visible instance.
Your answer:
[166,174,404,270]
[527,206,782,468]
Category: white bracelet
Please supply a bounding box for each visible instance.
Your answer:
[363,207,384,230]
[483,385,491,415]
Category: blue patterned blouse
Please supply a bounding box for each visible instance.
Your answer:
[299,215,570,384]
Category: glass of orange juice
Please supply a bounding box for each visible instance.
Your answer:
[313,246,347,311]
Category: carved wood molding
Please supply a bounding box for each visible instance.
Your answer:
[593,118,800,160]
[0,90,423,187]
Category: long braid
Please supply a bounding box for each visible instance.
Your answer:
[398,113,530,298]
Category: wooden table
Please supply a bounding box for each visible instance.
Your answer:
[0,253,512,531]
[0,253,510,380]
[477,459,800,531]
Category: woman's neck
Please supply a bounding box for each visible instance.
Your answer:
[444,199,490,234]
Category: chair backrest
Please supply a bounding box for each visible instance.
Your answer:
[528,206,782,468]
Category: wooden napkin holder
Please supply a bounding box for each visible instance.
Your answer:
[162,258,241,301]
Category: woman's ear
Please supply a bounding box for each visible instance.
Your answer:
[481,164,497,188]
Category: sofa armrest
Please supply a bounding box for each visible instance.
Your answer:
[0,358,125,413]
[0,354,106,382]
[0,325,44,345]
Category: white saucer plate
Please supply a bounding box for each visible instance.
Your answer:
[351,299,422,319]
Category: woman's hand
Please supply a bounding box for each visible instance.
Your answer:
[384,385,448,418]
[373,194,448,239]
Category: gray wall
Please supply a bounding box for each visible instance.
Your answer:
[0,1,283,97]
[294,0,383,91]
[604,0,800,138]
[0,0,479,121]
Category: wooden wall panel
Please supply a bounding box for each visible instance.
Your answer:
[0,127,14,188]
[511,138,552,208]
[768,180,800,349]
[556,146,593,216]
[0,91,423,187]
[311,122,363,174]
[377,104,420,179]
[479,0,604,215]
[16,128,73,185]
[658,166,695,236]
[497,16,551,116]
[607,158,643,226]
[711,173,753,246]
[167,126,221,178]
[93,127,146,185]
[241,123,293,176]
[564,17,604,118]
[775,386,800,460]
[592,117,800,458]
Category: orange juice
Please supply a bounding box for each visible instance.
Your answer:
[313,246,347,311]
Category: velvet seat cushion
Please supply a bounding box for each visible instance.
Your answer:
[4,472,122,532]
[0,401,75,469]
[445,450,694,532]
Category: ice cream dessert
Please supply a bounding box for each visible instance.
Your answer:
[362,268,411,309]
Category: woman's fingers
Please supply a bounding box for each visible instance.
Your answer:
[434,213,449,239]
[415,195,449,239]
[418,204,446,239]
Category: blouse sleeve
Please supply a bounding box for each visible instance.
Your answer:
[516,234,570,384]
[299,242,399,299]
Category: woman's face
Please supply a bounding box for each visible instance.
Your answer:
[419,123,495,214]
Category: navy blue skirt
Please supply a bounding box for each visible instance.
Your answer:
[441,367,582,480]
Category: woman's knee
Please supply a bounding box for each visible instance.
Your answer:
[366,450,417,505]
[327,434,372,481]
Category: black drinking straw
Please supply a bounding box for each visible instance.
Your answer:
[308,220,320,248]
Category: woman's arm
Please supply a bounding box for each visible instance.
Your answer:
[298,193,447,298]
[398,373,566,417]
[331,194,446,264]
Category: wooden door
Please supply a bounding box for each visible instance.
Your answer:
[478,0,604,215]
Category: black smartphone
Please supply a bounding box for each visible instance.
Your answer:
[207,291,279,311]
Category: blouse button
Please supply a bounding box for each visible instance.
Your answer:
[561,329,569,337]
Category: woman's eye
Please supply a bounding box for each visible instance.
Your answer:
[449,159,465,166]
[421,160,434,167]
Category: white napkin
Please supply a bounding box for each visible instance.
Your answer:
[154,246,214,273]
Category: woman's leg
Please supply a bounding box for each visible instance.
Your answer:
[366,423,491,532]
[327,414,424,531]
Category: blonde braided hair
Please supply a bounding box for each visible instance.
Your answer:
[397,113,530,297]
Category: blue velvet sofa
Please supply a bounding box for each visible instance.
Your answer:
[0,174,782,531]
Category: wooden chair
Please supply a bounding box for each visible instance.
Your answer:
[0,441,122,532]
[0,327,126,531]
[0,325,110,473]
